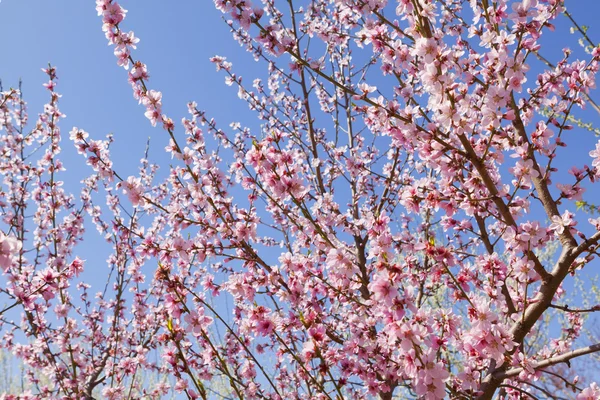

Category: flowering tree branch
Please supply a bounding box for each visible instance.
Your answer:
[496,342,600,380]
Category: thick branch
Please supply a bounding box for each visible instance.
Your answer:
[495,342,600,380]
[510,95,577,249]
[477,231,600,399]
[457,133,551,282]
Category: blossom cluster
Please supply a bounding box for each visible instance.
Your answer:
[96,0,169,128]
[0,232,20,272]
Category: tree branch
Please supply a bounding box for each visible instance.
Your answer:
[549,304,600,313]
[495,342,600,380]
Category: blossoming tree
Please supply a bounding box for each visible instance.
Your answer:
[2,0,600,398]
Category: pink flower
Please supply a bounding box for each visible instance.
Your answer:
[114,46,130,69]
[549,211,575,235]
[118,176,144,206]
[590,142,600,175]
[183,309,213,336]
[0,232,21,272]
[326,248,357,278]
[577,382,600,400]
[141,90,163,126]
[510,0,538,23]
[144,107,161,127]
[130,61,149,81]
[308,325,326,342]
[54,304,70,318]
[69,127,89,142]
[413,38,438,64]
[368,274,398,306]
[142,90,162,109]
[255,318,275,336]
[164,294,182,319]
[174,378,188,392]
[102,2,127,26]
[414,351,449,399]
[171,237,191,262]
[510,159,539,188]
[302,340,316,361]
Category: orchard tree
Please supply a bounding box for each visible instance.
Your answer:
[2,0,600,399]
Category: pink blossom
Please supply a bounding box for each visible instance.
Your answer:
[368,274,398,306]
[183,309,213,336]
[101,2,126,26]
[549,211,576,235]
[118,176,144,206]
[590,141,600,175]
[0,232,21,272]
[510,0,539,23]
[578,382,600,400]
[510,159,540,188]
[413,38,438,64]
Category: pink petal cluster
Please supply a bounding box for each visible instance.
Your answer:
[0,232,21,272]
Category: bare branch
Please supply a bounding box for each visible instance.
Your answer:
[549,304,600,313]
